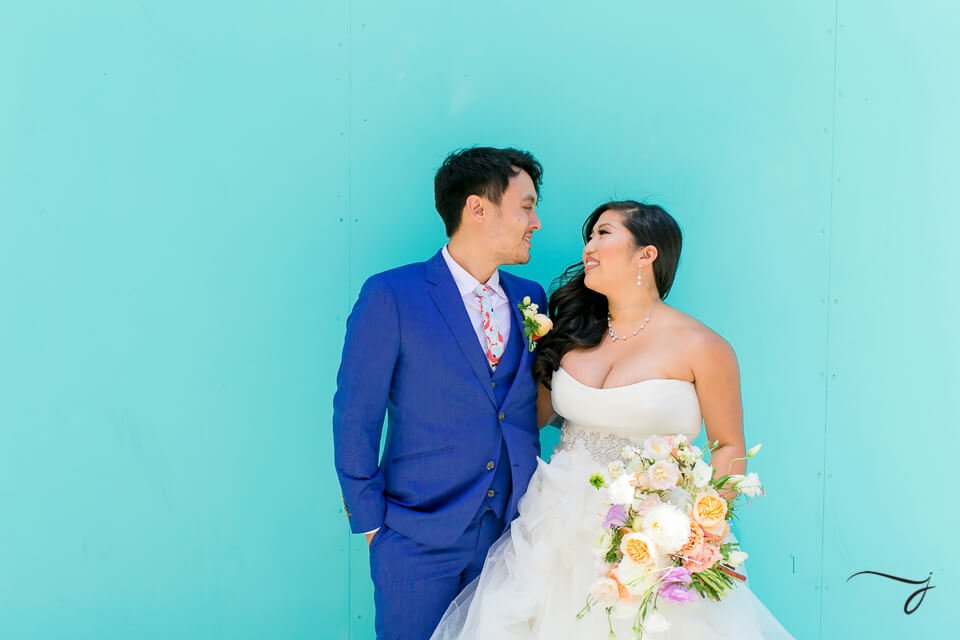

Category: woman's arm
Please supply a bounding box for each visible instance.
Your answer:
[536,382,557,429]
[691,332,746,499]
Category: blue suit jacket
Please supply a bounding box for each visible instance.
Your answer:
[333,249,548,548]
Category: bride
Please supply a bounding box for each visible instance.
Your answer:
[431,200,793,639]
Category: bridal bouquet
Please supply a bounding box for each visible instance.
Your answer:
[580,436,764,638]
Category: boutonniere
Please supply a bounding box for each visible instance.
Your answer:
[517,296,553,352]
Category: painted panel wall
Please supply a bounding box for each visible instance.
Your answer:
[1,1,351,638]
[820,1,958,637]
[1,2,954,639]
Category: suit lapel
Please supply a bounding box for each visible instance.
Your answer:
[498,272,532,408]
[425,251,498,407]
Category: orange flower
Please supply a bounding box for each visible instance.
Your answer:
[678,520,705,557]
[692,492,727,528]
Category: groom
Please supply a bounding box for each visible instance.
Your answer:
[333,147,547,640]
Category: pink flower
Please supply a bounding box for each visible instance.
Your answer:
[635,493,662,513]
[683,543,722,573]
[659,583,698,602]
[603,504,628,529]
[660,565,693,586]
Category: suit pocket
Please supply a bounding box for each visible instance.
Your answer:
[368,525,389,552]
[392,445,454,463]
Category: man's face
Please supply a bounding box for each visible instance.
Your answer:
[486,169,541,265]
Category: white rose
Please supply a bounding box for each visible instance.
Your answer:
[728,550,749,568]
[631,471,651,491]
[644,611,672,633]
[721,474,744,493]
[636,504,691,555]
[692,459,713,488]
[642,435,673,460]
[589,578,621,604]
[614,557,658,596]
[661,487,693,512]
[607,460,626,477]
[646,460,681,490]
[627,456,647,473]
[678,444,702,465]
[736,472,764,497]
[593,530,613,555]
[608,474,636,505]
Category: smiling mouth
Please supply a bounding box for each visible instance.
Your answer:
[522,235,532,247]
[584,260,599,271]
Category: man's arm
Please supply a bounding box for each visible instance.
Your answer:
[333,275,400,535]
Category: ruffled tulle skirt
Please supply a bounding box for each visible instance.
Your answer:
[431,442,794,639]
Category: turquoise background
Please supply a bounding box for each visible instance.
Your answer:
[1,1,955,638]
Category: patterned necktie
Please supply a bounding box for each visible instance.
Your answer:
[475,284,504,370]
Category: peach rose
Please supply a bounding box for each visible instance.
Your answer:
[620,532,658,569]
[702,519,729,542]
[692,492,728,528]
[683,542,722,573]
[532,313,553,338]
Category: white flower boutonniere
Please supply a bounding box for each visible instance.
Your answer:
[517,296,553,352]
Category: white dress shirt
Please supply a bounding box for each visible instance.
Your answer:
[441,245,512,351]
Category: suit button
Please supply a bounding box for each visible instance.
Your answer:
[486,461,495,471]
[491,381,497,388]
[498,412,505,422]
[487,489,496,497]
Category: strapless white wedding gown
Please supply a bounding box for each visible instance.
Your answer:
[431,367,794,639]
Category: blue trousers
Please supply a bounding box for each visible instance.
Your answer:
[369,508,506,640]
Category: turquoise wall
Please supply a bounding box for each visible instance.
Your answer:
[1,2,954,638]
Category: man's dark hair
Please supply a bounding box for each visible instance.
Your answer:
[434,147,543,237]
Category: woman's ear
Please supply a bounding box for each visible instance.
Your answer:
[637,244,659,266]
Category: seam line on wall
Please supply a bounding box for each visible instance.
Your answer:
[818,1,842,638]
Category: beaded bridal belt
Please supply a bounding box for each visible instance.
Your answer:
[557,426,638,465]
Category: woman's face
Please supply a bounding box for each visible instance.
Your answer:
[582,209,642,295]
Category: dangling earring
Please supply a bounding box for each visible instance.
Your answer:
[637,265,643,287]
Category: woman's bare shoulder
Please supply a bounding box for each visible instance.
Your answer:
[661,306,736,360]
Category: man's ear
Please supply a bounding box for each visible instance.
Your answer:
[463,194,485,224]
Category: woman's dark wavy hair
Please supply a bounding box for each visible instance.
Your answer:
[533,200,682,387]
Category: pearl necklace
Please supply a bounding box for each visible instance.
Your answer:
[606,311,652,342]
